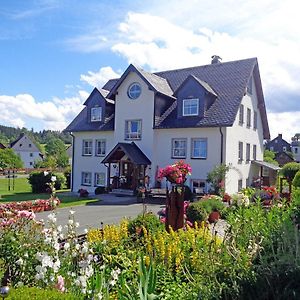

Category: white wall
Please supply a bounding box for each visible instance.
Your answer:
[72,131,114,193]
[114,71,155,161]
[225,76,265,194]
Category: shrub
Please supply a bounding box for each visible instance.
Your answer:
[207,164,230,195]
[186,201,207,224]
[78,189,89,197]
[28,171,66,193]
[198,195,225,213]
[293,170,300,188]
[281,162,300,182]
[184,185,194,201]
[127,212,164,235]
[64,169,71,189]
[95,186,106,195]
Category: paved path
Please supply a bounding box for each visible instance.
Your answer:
[36,194,165,234]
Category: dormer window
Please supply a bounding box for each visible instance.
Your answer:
[183,98,199,116]
[91,107,102,122]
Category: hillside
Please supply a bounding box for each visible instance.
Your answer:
[0,124,71,146]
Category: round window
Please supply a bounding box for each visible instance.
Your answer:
[127,83,141,99]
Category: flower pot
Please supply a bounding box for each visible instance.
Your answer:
[208,211,220,223]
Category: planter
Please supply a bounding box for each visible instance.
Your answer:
[208,211,220,223]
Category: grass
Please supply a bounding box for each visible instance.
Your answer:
[0,177,99,208]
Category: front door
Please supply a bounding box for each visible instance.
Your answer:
[120,162,145,190]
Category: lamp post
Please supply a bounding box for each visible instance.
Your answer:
[0,286,9,299]
[0,267,10,299]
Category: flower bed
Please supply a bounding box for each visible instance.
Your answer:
[0,198,60,217]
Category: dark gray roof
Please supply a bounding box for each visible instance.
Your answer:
[65,108,114,132]
[252,160,281,171]
[102,142,151,165]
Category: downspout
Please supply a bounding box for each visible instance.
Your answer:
[219,127,224,164]
[70,133,75,192]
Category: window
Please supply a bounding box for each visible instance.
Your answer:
[270,146,274,151]
[192,179,206,194]
[238,179,243,191]
[30,153,33,157]
[191,138,207,159]
[91,107,102,122]
[253,111,257,130]
[172,139,187,158]
[29,143,32,147]
[247,76,253,94]
[247,108,251,128]
[19,144,22,147]
[128,83,141,99]
[183,98,199,116]
[295,147,298,154]
[283,146,287,152]
[29,162,33,166]
[246,143,250,163]
[95,139,106,156]
[95,172,105,186]
[253,144,257,160]
[239,104,244,125]
[125,120,142,140]
[82,140,92,156]
[238,142,243,162]
[81,172,92,186]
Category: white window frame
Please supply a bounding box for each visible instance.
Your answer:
[128,82,142,99]
[239,104,244,125]
[238,179,243,191]
[125,120,142,140]
[91,107,102,122]
[172,138,187,158]
[94,172,106,186]
[191,138,207,159]
[81,172,92,186]
[183,98,199,116]
[82,140,93,156]
[191,179,206,194]
[95,139,106,156]
[246,143,251,163]
[246,108,251,128]
[238,141,243,162]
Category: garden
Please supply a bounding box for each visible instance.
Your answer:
[1,162,300,299]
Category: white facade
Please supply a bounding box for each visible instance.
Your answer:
[10,134,42,168]
[70,65,267,195]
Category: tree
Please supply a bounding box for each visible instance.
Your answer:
[45,138,69,168]
[264,150,279,166]
[0,148,23,169]
[207,164,230,195]
[281,162,300,182]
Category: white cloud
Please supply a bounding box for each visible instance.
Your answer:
[0,92,85,131]
[80,66,120,88]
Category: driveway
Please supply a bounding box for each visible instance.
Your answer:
[36,194,165,234]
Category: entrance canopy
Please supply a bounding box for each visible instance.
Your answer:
[101,142,151,165]
[252,160,281,171]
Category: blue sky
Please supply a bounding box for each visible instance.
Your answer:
[0,0,299,140]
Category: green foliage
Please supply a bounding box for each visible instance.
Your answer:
[186,202,207,223]
[64,168,71,189]
[0,148,23,169]
[206,164,229,195]
[95,186,107,194]
[45,138,70,168]
[281,162,300,181]
[183,185,193,201]
[127,213,164,235]
[28,171,66,193]
[7,287,79,299]
[263,149,279,165]
[292,170,300,188]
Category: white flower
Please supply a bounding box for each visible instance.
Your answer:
[44,171,49,176]
[53,259,61,273]
[64,242,70,251]
[47,213,57,223]
[75,222,80,228]
[51,176,57,182]
[83,228,88,234]
[96,292,103,300]
[68,219,74,225]
[109,279,116,286]
[16,258,24,266]
[69,210,75,215]
[57,225,62,232]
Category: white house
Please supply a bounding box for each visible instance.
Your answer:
[66,57,274,195]
[10,133,42,168]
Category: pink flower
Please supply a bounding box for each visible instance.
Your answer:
[17,210,36,220]
[55,275,65,292]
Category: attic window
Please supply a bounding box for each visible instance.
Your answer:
[128,83,141,99]
[183,98,199,116]
[91,107,102,122]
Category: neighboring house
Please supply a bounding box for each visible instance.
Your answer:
[291,134,300,162]
[275,152,294,167]
[0,142,6,149]
[66,57,273,195]
[265,133,291,153]
[10,133,42,168]
[66,144,73,165]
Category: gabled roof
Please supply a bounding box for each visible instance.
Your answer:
[102,142,151,165]
[10,133,26,148]
[83,87,113,105]
[107,64,174,99]
[0,142,6,149]
[174,74,217,97]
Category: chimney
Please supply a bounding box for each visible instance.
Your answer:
[278,134,282,139]
[211,55,222,64]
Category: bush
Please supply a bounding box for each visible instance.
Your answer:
[186,201,207,224]
[281,162,300,182]
[293,170,300,188]
[78,188,89,197]
[127,212,164,235]
[8,287,79,299]
[64,170,71,189]
[184,185,194,201]
[28,171,66,193]
[95,186,107,195]
[198,195,225,213]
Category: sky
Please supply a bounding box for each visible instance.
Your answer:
[0,0,299,141]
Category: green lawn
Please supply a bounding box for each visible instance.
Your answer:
[0,177,99,208]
